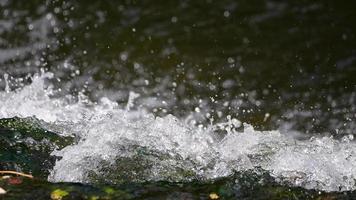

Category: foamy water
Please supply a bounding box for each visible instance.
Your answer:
[1,72,356,192]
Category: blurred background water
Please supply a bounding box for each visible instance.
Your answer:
[1,0,356,139]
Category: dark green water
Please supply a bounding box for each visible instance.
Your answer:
[1,0,356,199]
[1,0,356,133]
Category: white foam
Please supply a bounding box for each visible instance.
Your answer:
[1,72,356,191]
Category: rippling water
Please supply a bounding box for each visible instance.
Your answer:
[1,0,356,198]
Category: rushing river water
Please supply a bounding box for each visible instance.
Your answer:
[1,0,356,199]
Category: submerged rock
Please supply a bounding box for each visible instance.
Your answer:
[86,145,199,184]
[0,117,74,179]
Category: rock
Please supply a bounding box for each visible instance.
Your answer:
[0,117,74,179]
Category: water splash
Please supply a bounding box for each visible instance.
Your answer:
[0,72,356,191]
[3,73,10,93]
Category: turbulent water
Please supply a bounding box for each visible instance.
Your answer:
[1,1,356,198]
[0,72,356,192]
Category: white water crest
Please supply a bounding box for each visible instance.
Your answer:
[1,72,356,192]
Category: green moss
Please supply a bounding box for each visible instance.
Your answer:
[104,187,115,195]
[51,189,69,200]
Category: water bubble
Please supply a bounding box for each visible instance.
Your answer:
[28,24,34,30]
[227,57,234,63]
[133,62,141,69]
[120,52,129,61]
[171,16,178,23]
[263,113,270,122]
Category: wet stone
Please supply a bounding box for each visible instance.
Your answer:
[0,117,74,179]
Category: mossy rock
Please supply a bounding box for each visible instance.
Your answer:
[0,177,132,200]
[0,117,74,179]
[1,174,355,200]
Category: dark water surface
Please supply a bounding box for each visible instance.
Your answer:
[1,0,356,199]
[1,0,355,134]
